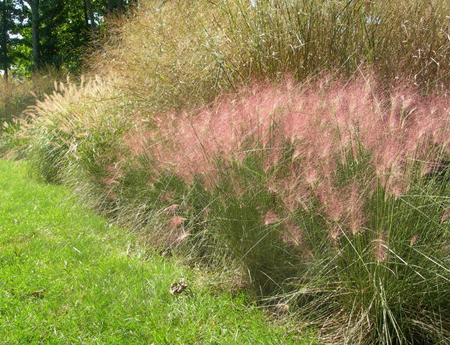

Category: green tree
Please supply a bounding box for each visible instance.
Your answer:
[2,0,137,76]
[0,0,24,79]
[0,0,11,79]
[23,0,40,70]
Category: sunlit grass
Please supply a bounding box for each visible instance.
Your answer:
[0,160,312,344]
[0,68,61,126]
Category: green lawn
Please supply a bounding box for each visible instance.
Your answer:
[0,160,310,344]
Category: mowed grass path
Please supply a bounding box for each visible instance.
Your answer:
[0,160,307,344]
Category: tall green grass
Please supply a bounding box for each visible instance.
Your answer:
[91,0,449,112]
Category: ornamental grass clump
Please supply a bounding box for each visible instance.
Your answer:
[21,77,130,185]
[93,0,450,114]
[23,75,449,343]
[142,78,449,344]
[134,77,449,342]
[18,0,450,342]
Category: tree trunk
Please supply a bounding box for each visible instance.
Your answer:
[83,0,89,27]
[107,0,115,13]
[29,0,40,70]
[117,0,124,12]
[84,0,95,29]
[107,0,125,15]
[0,0,9,80]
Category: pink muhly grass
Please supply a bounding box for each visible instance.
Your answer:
[167,216,186,228]
[154,216,190,249]
[124,129,149,156]
[315,180,348,222]
[373,230,388,262]
[280,220,306,249]
[263,210,279,225]
[126,76,450,236]
[346,182,367,236]
[163,204,180,215]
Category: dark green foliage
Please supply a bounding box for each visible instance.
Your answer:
[1,0,137,77]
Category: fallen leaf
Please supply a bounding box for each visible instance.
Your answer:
[30,289,46,298]
[170,278,187,295]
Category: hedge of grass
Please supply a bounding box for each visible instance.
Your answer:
[17,1,450,343]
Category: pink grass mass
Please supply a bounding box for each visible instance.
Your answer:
[126,77,450,239]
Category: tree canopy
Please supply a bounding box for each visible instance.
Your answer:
[0,0,137,78]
